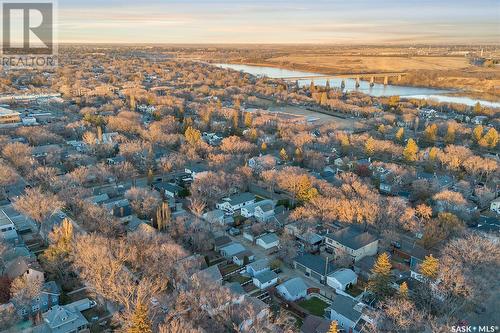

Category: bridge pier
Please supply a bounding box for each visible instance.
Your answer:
[355,77,360,88]
[369,76,375,87]
[383,76,389,85]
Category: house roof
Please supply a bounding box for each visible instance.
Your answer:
[221,243,246,257]
[325,226,377,250]
[247,258,269,272]
[258,233,279,245]
[297,232,323,245]
[328,268,357,285]
[294,254,335,276]
[301,315,331,333]
[6,257,41,280]
[204,209,225,220]
[254,270,278,284]
[192,265,222,283]
[278,278,308,298]
[354,255,376,273]
[154,182,183,193]
[224,192,256,206]
[326,294,362,323]
[214,235,232,247]
[42,304,88,330]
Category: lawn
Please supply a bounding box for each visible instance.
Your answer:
[297,297,329,317]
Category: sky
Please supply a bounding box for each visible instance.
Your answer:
[18,0,500,44]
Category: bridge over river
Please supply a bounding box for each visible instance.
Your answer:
[279,72,407,86]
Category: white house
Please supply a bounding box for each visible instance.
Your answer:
[324,294,363,333]
[490,197,500,214]
[325,226,378,263]
[185,165,209,180]
[0,209,18,241]
[232,250,255,266]
[240,199,274,221]
[246,258,270,277]
[253,270,279,290]
[256,233,280,250]
[220,243,246,258]
[276,277,308,301]
[217,192,256,213]
[203,209,226,225]
[327,269,358,291]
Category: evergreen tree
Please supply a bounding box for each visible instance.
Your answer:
[244,112,252,128]
[127,302,152,333]
[473,125,483,142]
[399,282,409,298]
[147,169,153,186]
[395,127,404,142]
[280,148,288,162]
[327,320,339,333]
[261,142,267,153]
[320,92,328,105]
[310,80,315,93]
[419,254,439,280]
[294,148,303,162]
[365,137,375,156]
[473,101,482,114]
[403,138,419,162]
[184,126,201,145]
[368,253,393,298]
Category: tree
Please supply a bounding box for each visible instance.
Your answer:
[365,136,375,156]
[156,201,171,231]
[395,127,404,142]
[423,124,438,143]
[428,147,438,162]
[13,187,64,224]
[479,128,498,148]
[403,139,418,162]
[244,112,252,128]
[125,187,161,219]
[327,320,339,333]
[399,282,409,298]
[419,254,439,280]
[368,252,393,298]
[320,92,328,105]
[473,101,482,114]
[184,126,201,146]
[294,148,303,162]
[279,148,288,162]
[472,125,483,142]
[41,218,74,284]
[127,301,152,333]
[261,142,267,153]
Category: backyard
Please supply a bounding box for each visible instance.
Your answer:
[297,296,329,317]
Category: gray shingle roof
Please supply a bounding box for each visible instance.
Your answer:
[225,192,256,206]
[258,233,279,245]
[325,226,377,250]
[254,270,278,283]
[278,277,307,298]
[326,294,362,323]
[294,254,335,276]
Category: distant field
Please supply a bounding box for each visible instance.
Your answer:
[266,55,470,73]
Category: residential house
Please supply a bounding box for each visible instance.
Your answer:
[203,209,233,225]
[220,243,255,265]
[326,269,358,291]
[102,198,132,218]
[6,257,44,283]
[253,270,279,290]
[185,164,209,180]
[391,240,431,279]
[243,226,264,243]
[85,193,109,205]
[0,209,18,241]
[40,210,72,243]
[246,258,270,277]
[106,155,126,165]
[217,192,256,214]
[276,277,308,301]
[294,254,335,284]
[240,199,274,221]
[14,281,60,320]
[247,154,277,172]
[324,294,364,333]
[353,256,376,281]
[324,226,378,263]
[213,235,233,251]
[232,250,255,266]
[490,197,500,214]
[36,303,89,333]
[301,315,331,333]
[192,265,223,285]
[153,182,184,198]
[256,233,280,250]
[297,232,324,253]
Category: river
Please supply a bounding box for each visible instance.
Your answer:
[216,63,500,108]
